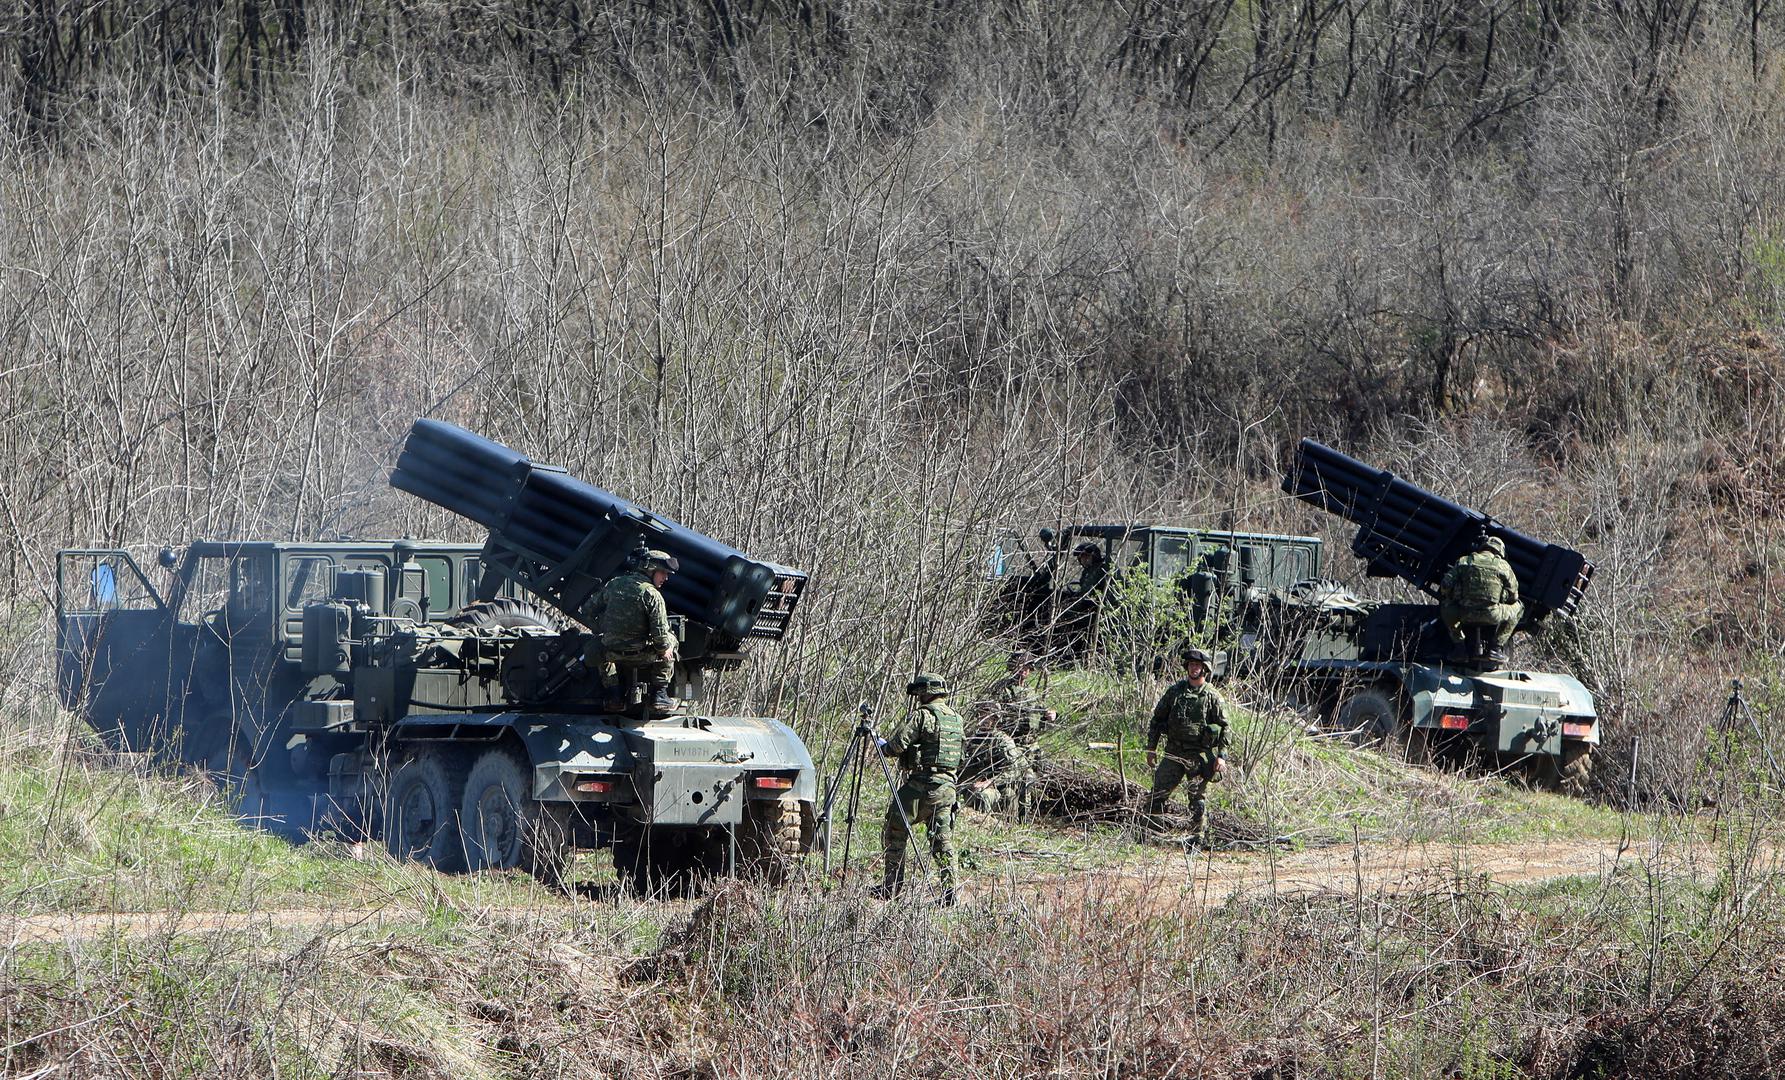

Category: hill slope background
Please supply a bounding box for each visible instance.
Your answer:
[1,0,1781,796]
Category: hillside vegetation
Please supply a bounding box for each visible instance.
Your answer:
[2,5,1785,1075]
[2,0,1781,798]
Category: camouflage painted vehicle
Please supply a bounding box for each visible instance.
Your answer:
[987,524,1323,665]
[57,420,817,886]
[1278,440,1601,795]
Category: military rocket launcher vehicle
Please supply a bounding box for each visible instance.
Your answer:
[57,420,818,885]
[1279,439,1600,793]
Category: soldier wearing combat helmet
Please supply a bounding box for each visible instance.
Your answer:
[875,672,964,903]
[972,650,1052,818]
[1439,533,1524,663]
[1145,647,1229,846]
[592,545,681,716]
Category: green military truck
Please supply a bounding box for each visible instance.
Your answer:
[989,458,1602,794]
[57,420,818,885]
[1277,440,1601,794]
[987,523,1324,666]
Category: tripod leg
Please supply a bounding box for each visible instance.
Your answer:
[817,730,864,876]
[841,733,869,882]
[870,741,926,876]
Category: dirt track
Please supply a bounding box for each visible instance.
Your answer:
[1000,837,1666,916]
[1,837,1676,945]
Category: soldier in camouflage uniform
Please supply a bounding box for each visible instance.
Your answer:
[875,672,964,902]
[975,651,1053,818]
[1145,647,1229,845]
[1059,542,1109,658]
[1439,534,1523,661]
[961,711,1025,814]
[592,547,681,716]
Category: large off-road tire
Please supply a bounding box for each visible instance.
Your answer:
[383,751,469,871]
[449,600,557,631]
[1401,726,1436,767]
[1532,743,1595,798]
[613,825,726,896]
[178,707,234,770]
[1333,687,1401,747]
[459,747,574,882]
[738,798,807,883]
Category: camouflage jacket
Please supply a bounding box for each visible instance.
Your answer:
[1147,680,1228,760]
[1067,560,1109,598]
[1441,552,1519,609]
[977,674,1047,730]
[962,729,1024,790]
[883,701,964,786]
[593,571,674,653]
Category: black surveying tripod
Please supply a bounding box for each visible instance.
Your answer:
[815,702,923,886]
[1711,679,1783,833]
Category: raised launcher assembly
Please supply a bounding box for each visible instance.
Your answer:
[392,419,806,681]
[1283,438,1594,659]
[1277,440,1601,794]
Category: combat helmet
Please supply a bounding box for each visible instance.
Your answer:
[905,672,951,697]
[1072,541,1102,559]
[1475,534,1506,557]
[1181,647,1214,669]
[629,546,681,574]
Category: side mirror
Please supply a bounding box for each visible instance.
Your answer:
[1038,527,1056,545]
[157,546,178,570]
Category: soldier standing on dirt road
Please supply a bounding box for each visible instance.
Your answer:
[1146,647,1229,847]
[1439,534,1524,662]
[593,547,681,716]
[875,672,964,904]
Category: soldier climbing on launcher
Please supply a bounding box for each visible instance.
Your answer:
[1145,647,1228,847]
[592,546,681,717]
[1439,534,1524,664]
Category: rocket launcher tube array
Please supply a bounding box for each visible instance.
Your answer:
[391,419,805,643]
[1282,438,1593,619]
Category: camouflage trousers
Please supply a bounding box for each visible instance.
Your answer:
[963,782,1019,814]
[1146,753,1211,836]
[883,780,957,889]
[1440,601,1523,649]
[603,647,675,688]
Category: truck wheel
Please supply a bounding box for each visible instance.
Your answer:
[383,752,468,872]
[1533,744,1595,797]
[739,799,807,882]
[1402,726,1436,767]
[460,747,573,882]
[1334,687,1401,747]
[449,600,557,630]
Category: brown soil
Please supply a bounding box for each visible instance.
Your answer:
[993,838,1647,916]
[2,837,1650,944]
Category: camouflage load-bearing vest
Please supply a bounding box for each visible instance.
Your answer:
[1446,553,1518,608]
[964,729,1023,789]
[904,701,964,783]
[1164,683,1227,758]
[595,572,674,653]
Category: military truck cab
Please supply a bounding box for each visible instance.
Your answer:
[57,540,496,768]
[988,523,1323,662]
[58,421,821,887]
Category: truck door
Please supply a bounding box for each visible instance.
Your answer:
[56,550,171,750]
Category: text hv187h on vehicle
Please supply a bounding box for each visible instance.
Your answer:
[56,420,817,886]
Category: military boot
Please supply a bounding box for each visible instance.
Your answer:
[868,863,904,899]
[641,684,679,718]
